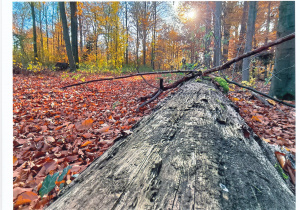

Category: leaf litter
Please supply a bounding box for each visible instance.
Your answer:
[13,73,295,208]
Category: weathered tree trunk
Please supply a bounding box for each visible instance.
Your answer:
[269,1,295,100]
[70,2,79,64]
[213,1,222,67]
[234,1,249,72]
[59,2,76,72]
[30,2,38,62]
[47,79,295,210]
[242,1,257,81]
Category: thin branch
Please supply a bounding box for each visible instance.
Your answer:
[225,78,295,108]
[203,33,295,76]
[137,89,163,112]
[61,70,197,89]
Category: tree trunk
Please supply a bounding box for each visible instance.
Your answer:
[142,2,147,66]
[151,1,157,70]
[70,2,79,64]
[59,2,76,72]
[125,1,129,65]
[79,13,83,54]
[242,1,257,81]
[213,1,222,67]
[47,79,295,210]
[235,1,249,72]
[39,3,44,59]
[222,2,230,63]
[204,2,212,68]
[269,1,295,100]
[30,2,38,62]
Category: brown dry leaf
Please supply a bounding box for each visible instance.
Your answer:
[75,118,94,132]
[267,99,277,106]
[275,151,286,169]
[251,115,263,122]
[13,187,33,201]
[262,138,270,143]
[45,136,55,143]
[82,133,93,139]
[14,191,38,207]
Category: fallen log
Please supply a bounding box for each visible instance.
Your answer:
[47,79,295,209]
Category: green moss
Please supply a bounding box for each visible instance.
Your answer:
[213,77,229,94]
[195,78,202,82]
[274,163,289,180]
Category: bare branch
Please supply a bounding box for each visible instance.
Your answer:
[61,70,197,89]
[203,33,295,76]
[225,78,295,108]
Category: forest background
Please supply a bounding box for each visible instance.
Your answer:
[12,1,281,74]
[1,0,298,209]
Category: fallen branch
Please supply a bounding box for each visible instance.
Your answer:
[202,33,295,76]
[225,78,295,108]
[137,89,164,112]
[61,70,197,89]
[137,72,201,110]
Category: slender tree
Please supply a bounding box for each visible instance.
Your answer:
[269,1,295,100]
[125,2,129,65]
[70,2,79,64]
[204,2,212,68]
[235,1,249,71]
[30,2,38,62]
[242,1,257,81]
[38,3,44,59]
[59,2,76,71]
[213,1,222,67]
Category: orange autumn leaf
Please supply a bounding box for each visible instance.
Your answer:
[121,125,132,130]
[54,115,60,119]
[82,118,93,126]
[14,191,38,207]
[99,120,105,124]
[55,180,66,186]
[251,115,263,122]
[99,126,110,133]
[13,156,17,164]
[55,125,65,131]
[231,97,239,101]
[108,115,113,120]
[81,141,92,147]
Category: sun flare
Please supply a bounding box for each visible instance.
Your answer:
[187,10,196,19]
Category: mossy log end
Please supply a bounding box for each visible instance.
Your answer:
[47,80,295,210]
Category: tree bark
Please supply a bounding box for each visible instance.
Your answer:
[125,1,129,65]
[213,1,222,67]
[39,3,44,59]
[204,2,212,68]
[70,2,79,64]
[222,2,231,63]
[269,1,295,100]
[48,79,295,210]
[59,2,76,72]
[242,1,257,81]
[235,1,249,72]
[30,2,38,62]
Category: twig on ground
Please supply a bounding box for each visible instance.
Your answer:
[225,78,295,108]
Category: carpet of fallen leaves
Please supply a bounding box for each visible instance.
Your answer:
[13,72,180,209]
[227,82,295,154]
[13,72,295,209]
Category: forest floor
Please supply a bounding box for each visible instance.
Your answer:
[12,71,295,209]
